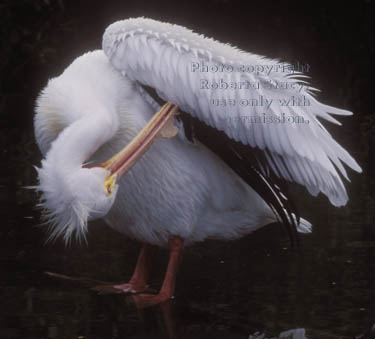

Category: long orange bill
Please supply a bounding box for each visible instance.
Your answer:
[99,103,179,194]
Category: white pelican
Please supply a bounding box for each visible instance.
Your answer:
[34,17,361,307]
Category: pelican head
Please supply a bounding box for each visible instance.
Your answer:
[34,63,177,244]
[37,163,119,243]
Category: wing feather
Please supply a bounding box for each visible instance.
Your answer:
[103,17,361,206]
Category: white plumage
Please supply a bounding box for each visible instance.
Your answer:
[35,17,360,247]
[103,18,361,206]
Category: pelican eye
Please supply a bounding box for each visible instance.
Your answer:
[104,174,116,196]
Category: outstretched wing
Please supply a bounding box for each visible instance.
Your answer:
[103,17,361,207]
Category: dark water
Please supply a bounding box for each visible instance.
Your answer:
[1,138,374,339]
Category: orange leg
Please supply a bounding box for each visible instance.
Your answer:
[92,243,156,294]
[132,236,184,308]
[114,243,156,293]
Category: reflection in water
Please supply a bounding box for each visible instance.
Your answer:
[1,137,375,338]
[248,328,306,339]
[1,270,309,339]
